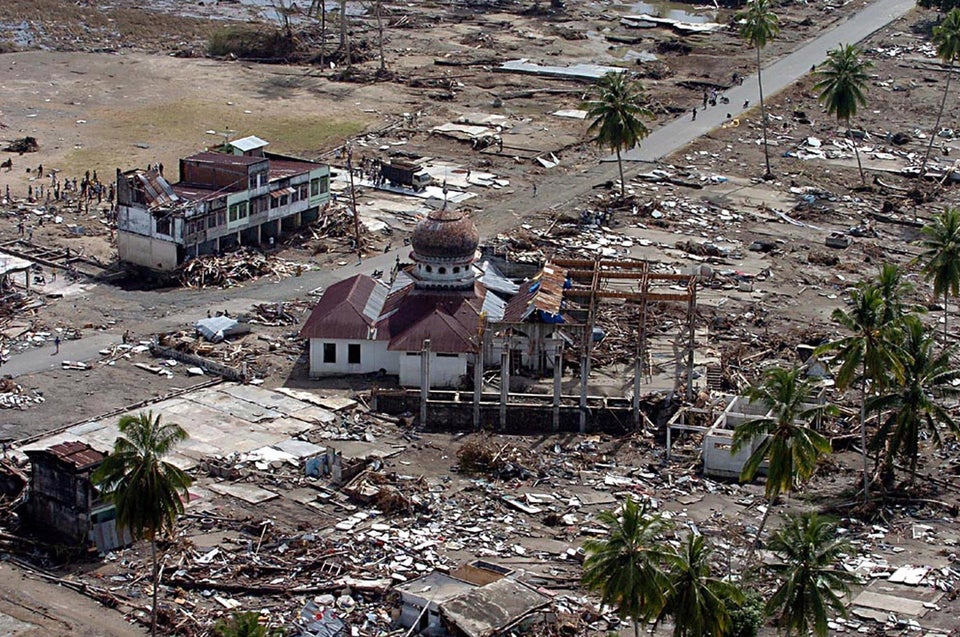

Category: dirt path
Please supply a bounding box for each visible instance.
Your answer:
[0,562,144,637]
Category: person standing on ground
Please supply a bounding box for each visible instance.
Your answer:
[692,107,697,121]
[532,183,538,197]
[54,336,61,354]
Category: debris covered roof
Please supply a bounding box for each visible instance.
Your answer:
[439,578,551,637]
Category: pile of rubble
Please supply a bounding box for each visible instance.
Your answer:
[0,377,44,409]
[178,249,305,289]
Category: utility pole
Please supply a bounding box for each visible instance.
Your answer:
[346,143,362,263]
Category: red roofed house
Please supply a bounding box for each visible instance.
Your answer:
[300,207,504,388]
[116,135,330,271]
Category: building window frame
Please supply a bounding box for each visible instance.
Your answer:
[348,343,361,365]
[322,343,336,364]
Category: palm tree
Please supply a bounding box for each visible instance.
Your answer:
[92,411,192,637]
[868,315,960,484]
[584,72,652,198]
[737,0,780,179]
[873,262,916,324]
[658,534,743,637]
[732,366,833,552]
[818,284,900,502]
[921,8,960,176]
[582,496,672,637]
[766,513,859,637]
[813,44,871,184]
[918,207,960,342]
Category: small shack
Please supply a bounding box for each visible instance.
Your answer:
[23,441,129,551]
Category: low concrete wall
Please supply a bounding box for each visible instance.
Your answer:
[372,389,659,434]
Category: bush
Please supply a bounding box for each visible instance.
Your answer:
[725,589,766,637]
[207,25,297,60]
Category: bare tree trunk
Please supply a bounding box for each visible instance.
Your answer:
[633,619,641,637]
[339,0,350,66]
[757,45,772,179]
[921,58,954,177]
[320,0,326,66]
[376,0,385,71]
[151,539,159,637]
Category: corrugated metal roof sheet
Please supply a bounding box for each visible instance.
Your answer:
[229,135,269,152]
[27,440,106,471]
[377,283,487,354]
[269,158,323,180]
[299,275,388,340]
[134,169,179,209]
[183,151,267,168]
[501,263,566,324]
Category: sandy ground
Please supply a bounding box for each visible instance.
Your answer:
[0,0,959,634]
[0,561,144,636]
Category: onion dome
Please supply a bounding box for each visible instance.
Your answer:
[411,207,479,262]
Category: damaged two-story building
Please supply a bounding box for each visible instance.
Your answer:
[115,135,331,271]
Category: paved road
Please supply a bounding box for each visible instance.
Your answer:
[621,0,916,162]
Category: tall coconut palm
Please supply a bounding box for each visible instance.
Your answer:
[582,496,672,637]
[918,207,960,342]
[766,513,859,637]
[92,411,192,637]
[873,262,917,324]
[868,315,960,483]
[921,8,960,176]
[584,72,652,198]
[737,0,780,179]
[732,366,833,553]
[818,284,900,502]
[658,534,743,637]
[814,44,871,184]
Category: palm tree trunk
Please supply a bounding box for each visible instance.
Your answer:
[921,58,954,177]
[850,123,865,185]
[151,539,158,637]
[860,376,869,504]
[633,618,641,637]
[756,45,772,179]
[616,147,625,198]
[745,493,776,572]
[944,290,949,344]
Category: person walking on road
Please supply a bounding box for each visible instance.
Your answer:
[692,107,697,121]
[53,336,61,355]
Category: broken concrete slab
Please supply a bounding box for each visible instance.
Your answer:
[208,482,279,504]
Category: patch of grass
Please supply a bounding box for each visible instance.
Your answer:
[60,99,369,176]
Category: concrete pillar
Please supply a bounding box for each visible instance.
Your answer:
[256,223,262,245]
[216,236,221,254]
[633,356,642,429]
[579,329,591,434]
[473,334,484,430]
[499,336,510,431]
[552,335,563,432]
[236,231,241,247]
[420,339,430,427]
